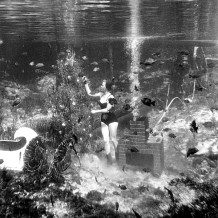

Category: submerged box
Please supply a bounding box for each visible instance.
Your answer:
[117,120,164,176]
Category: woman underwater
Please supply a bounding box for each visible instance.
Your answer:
[82,76,118,164]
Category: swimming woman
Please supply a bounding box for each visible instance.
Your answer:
[83,76,118,164]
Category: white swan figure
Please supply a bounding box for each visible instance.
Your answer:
[0,127,38,171]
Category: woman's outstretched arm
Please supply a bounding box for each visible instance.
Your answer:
[83,76,102,97]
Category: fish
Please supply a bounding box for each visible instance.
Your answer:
[207,62,215,68]
[102,58,109,63]
[127,146,139,152]
[152,52,161,57]
[119,184,127,190]
[122,165,125,172]
[35,63,44,68]
[12,95,21,107]
[141,97,155,106]
[21,52,27,55]
[14,62,19,66]
[91,61,98,66]
[187,147,199,157]
[178,50,190,56]
[134,85,139,91]
[29,61,35,66]
[162,117,169,122]
[140,58,156,66]
[93,67,100,72]
[142,168,151,173]
[169,178,180,186]
[202,121,214,128]
[132,208,142,218]
[82,56,88,60]
[168,133,176,138]
[0,39,3,44]
[50,194,54,206]
[162,127,171,132]
[115,202,119,212]
[190,120,198,133]
[123,104,131,111]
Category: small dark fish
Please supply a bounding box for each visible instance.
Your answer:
[202,121,214,128]
[95,176,100,184]
[163,128,171,132]
[184,98,192,104]
[134,85,139,91]
[123,104,131,111]
[189,74,201,79]
[122,165,125,172]
[119,184,127,190]
[162,117,169,122]
[164,187,175,204]
[178,50,190,56]
[210,106,218,111]
[207,62,215,68]
[133,131,137,135]
[50,194,54,206]
[137,185,149,193]
[141,97,155,106]
[187,147,199,157]
[195,84,203,91]
[168,133,176,138]
[127,146,139,152]
[115,202,119,212]
[190,120,198,133]
[142,168,151,173]
[132,208,142,218]
[0,159,4,164]
[169,178,180,186]
[77,116,83,123]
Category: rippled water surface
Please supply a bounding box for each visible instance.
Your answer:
[0,0,218,97]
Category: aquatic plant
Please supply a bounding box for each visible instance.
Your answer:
[46,49,96,150]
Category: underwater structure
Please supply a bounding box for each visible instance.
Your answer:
[117,120,164,176]
[0,127,38,171]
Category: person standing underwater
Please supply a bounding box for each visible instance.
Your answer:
[82,76,119,164]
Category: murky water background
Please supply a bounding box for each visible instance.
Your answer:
[0,0,218,98]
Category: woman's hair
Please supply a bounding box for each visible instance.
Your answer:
[103,79,113,91]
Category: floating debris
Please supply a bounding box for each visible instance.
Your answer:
[187,147,199,157]
[190,120,198,133]
[141,97,155,106]
[93,67,100,72]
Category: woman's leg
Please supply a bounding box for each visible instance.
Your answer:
[109,122,118,160]
[101,122,110,155]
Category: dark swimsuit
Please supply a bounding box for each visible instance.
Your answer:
[99,95,118,126]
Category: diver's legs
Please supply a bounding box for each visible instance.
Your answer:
[101,122,112,164]
[109,122,118,161]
